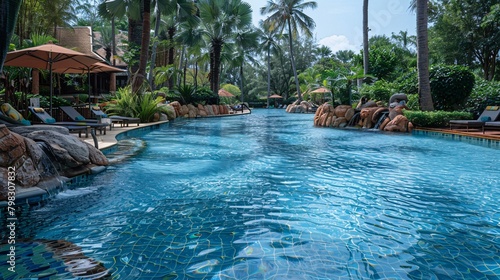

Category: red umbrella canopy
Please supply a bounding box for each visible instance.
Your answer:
[218,89,235,97]
[4,43,103,70]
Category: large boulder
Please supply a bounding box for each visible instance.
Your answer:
[169,101,182,117]
[0,124,109,200]
[25,130,91,167]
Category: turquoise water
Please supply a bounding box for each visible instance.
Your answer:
[2,109,500,279]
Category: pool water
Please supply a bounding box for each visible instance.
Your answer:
[2,109,500,279]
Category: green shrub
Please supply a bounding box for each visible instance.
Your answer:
[429,64,475,111]
[359,80,396,104]
[395,69,418,95]
[406,94,420,111]
[465,79,500,117]
[405,110,473,128]
[13,92,70,107]
[105,86,165,122]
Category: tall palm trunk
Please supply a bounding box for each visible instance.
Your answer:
[148,4,162,90]
[287,19,302,102]
[167,27,176,90]
[239,64,244,102]
[362,0,369,76]
[133,0,151,93]
[210,40,222,94]
[128,17,142,74]
[267,47,271,108]
[416,0,434,111]
[1,0,22,73]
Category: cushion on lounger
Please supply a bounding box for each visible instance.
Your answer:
[34,107,45,113]
[45,118,56,123]
[480,116,491,122]
[75,116,85,121]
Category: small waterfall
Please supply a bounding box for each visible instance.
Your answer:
[35,141,66,196]
[373,111,390,129]
[347,112,361,127]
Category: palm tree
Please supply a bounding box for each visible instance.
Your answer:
[232,28,259,102]
[197,0,252,94]
[258,21,282,107]
[261,0,317,102]
[149,0,197,90]
[101,0,142,74]
[131,0,151,93]
[363,0,369,76]
[1,0,22,73]
[176,19,205,88]
[391,30,416,50]
[415,0,434,111]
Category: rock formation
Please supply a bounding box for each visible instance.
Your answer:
[0,124,108,200]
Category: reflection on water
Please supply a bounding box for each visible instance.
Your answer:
[1,109,500,279]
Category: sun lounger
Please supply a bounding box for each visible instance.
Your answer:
[1,104,89,137]
[59,106,99,123]
[90,106,140,129]
[1,103,31,125]
[29,106,107,135]
[449,106,500,132]
[483,121,500,134]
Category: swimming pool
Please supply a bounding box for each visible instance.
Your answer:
[2,109,500,279]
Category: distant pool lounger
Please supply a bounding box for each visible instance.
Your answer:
[483,121,500,134]
[91,107,140,129]
[449,106,500,132]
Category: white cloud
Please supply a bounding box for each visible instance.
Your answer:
[318,35,359,53]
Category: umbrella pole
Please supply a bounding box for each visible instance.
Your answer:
[49,66,53,116]
[88,67,91,113]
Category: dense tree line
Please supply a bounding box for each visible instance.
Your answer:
[1,0,499,113]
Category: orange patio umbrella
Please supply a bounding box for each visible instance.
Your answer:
[218,89,235,97]
[4,42,103,115]
[311,87,331,93]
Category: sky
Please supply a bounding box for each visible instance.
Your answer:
[245,0,417,53]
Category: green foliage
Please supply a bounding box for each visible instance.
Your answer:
[137,92,167,122]
[395,69,418,95]
[154,65,177,86]
[13,92,70,108]
[465,79,500,117]
[105,86,165,122]
[406,94,420,111]
[359,80,395,103]
[106,87,138,117]
[221,84,241,97]
[429,64,475,111]
[405,110,473,128]
[174,84,196,105]
[192,87,215,104]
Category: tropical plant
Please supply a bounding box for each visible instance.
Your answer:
[261,0,317,102]
[197,0,253,94]
[258,21,282,107]
[232,28,259,102]
[154,65,178,87]
[105,86,167,122]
